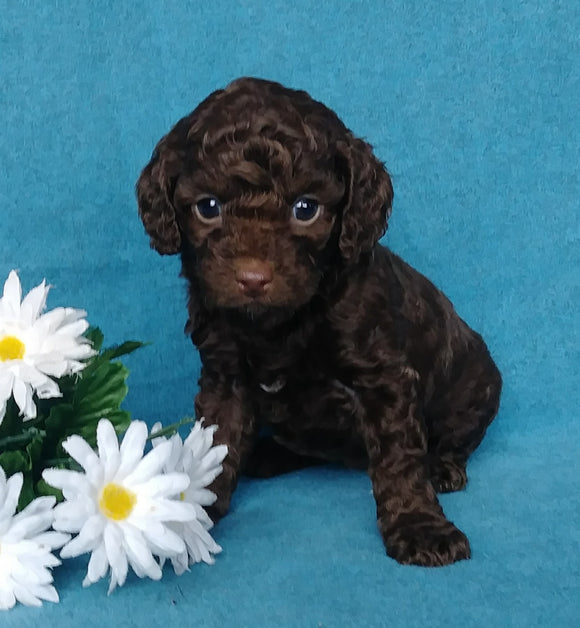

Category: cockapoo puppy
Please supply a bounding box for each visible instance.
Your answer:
[137,77,501,566]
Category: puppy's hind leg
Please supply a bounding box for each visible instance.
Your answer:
[426,338,502,494]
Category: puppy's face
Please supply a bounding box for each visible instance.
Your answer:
[172,140,345,315]
[137,77,394,320]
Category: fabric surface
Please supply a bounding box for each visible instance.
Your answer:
[1,1,578,625]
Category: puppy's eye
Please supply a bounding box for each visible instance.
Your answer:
[291,198,321,224]
[195,197,222,222]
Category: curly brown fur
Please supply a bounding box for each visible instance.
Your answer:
[137,77,502,567]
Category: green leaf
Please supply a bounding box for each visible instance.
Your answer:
[76,361,128,400]
[85,326,104,351]
[17,473,36,510]
[0,398,23,443]
[98,410,132,433]
[35,478,64,502]
[100,340,148,361]
[45,403,75,433]
[0,450,28,475]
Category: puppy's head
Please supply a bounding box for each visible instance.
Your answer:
[137,77,393,317]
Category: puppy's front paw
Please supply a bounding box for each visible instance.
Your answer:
[385,520,471,567]
[205,501,229,524]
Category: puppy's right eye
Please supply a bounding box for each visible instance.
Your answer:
[194,197,222,222]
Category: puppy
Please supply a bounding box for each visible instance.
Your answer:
[137,77,501,566]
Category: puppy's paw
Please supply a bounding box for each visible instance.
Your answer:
[430,458,468,493]
[205,501,229,524]
[385,520,471,567]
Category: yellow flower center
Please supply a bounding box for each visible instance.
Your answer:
[179,491,186,501]
[0,335,25,361]
[99,483,137,521]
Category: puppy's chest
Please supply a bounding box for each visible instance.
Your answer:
[242,333,361,430]
[242,326,338,392]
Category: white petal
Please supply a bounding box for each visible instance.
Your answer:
[150,422,163,440]
[31,358,69,379]
[15,494,56,517]
[3,270,22,314]
[123,440,172,486]
[35,378,62,400]
[20,280,49,325]
[0,472,23,520]
[183,521,222,565]
[169,550,189,576]
[5,510,53,542]
[56,318,90,340]
[52,495,96,527]
[115,420,148,481]
[194,504,215,530]
[32,531,71,551]
[0,586,16,610]
[136,472,190,499]
[83,541,108,587]
[12,378,36,419]
[61,436,103,486]
[10,558,51,586]
[167,434,184,473]
[104,523,128,592]
[14,362,53,388]
[30,583,60,604]
[42,468,92,497]
[13,584,42,607]
[189,468,225,494]
[97,419,121,482]
[33,308,67,334]
[188,487,218,507]
[134,498,196,523]
[0,371,14,405]
[60,514,104,558]
[122,527,162,581]
[142,522,186,556]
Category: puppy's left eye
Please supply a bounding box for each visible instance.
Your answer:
[291,198,321,224]
[195,197,222,222]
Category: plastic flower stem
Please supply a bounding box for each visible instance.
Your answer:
[147,416,195,441]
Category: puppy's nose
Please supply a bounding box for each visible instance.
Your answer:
[235,260,273,297]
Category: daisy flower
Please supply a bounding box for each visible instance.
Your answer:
[151,420,228,574]
[0,270,95,424]
[42,418,196,594]
[0,467,70,610]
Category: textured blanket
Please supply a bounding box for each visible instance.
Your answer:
[1,1,578,625]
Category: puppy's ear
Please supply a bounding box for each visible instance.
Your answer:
[136,120,189,255]
[337,136,393,261]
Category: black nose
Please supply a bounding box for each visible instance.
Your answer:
[235,261,273,297]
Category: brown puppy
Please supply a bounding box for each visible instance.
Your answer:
[137,77,501,567]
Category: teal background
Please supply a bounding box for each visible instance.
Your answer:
[1,1,578,625]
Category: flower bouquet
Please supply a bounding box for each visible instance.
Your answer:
[0,271,227,609]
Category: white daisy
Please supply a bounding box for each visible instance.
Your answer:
[0,270,95,424]
[151,420,228,574]
[0,467,70,610]
[42,418,196,594]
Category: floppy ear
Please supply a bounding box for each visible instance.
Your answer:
[337,136,394,261]
[136,119,190,255]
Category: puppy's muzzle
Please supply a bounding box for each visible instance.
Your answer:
[235,258,273,298]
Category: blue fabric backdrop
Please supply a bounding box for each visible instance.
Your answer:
[1,1,578,626]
